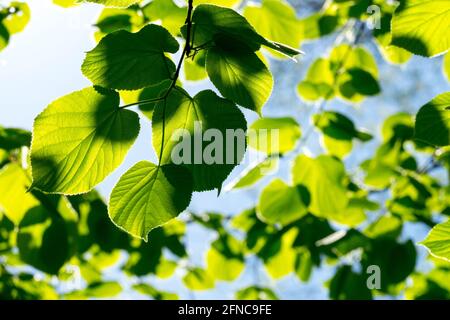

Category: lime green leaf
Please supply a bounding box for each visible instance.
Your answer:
[152,89,247,191]
[292,155,348,217]
[195,0,241,7]
[206,235,245,281]
[236,286,278,300]
[109,161,192,241]
[365,215,402,239]
[415,92,450,146]
[257,179,309,225]
[298,12,339,40]
[421,220,450,262]
[206,46,273,114]
[391,0,450,57]
[182,268,215,291]
[243,0,301,58]
[3,2,30,35]
[137,79,172,120]
[0,164,38,225]
[53,0,79,8]
[82,24,179,90]
[188,4,302,58]
[263,228,297,279]
[142,0,186,36]
[226,157,279,190]
[30,87,139,194]
[184,50,207,81]
[133,283,179,300]
[297,58,334,101]
[94,8,144,41]
[249,117,301,155]
[84,0,141,7]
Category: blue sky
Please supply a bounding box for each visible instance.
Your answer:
[2,0,450,299]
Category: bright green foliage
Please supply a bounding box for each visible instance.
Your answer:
[391,0,450,57]
[182,268,215,291]
[298,45,379,102]
[0,164,38,225]
[30,87,139,194]
[0,1,30,52]
[314,111,371,158]
[206,46,273,114]
[243,0,301,57]
[84,0,141,7]
[249,117,301,155]
[152,89,247,191]
[421,220,450,262]
[206,235,245,281]
[82,24,179,90]
[109,161,192,240]
[2,0,450,302]
[257,179,309,225]
[415,92,450,146]
[236,286,278,300]
[292,155,348,217]
[227,157,279,190]
[53,0,78,8]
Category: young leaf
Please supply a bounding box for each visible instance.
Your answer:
[415,92,450,146]
[243,0,301,58]
[206,46,273,114]
[0,164,39,225]
[257,179,309,225]
[292,155,348,217]
[82,24,179,90]
[152,89,247,191]
[30,87,139,194]
[391,0,450,57]
[421,220,450,262]
[187,4,302,58]
[83,0,141,7]
[226,157,279,191]
[249,117,301,155]
[108,161,192,241]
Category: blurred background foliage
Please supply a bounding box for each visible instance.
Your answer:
[1,0,450,300]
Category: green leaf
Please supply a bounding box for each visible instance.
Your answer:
[0,164,39,225]
[152,89,247,191]
[206,235,245,281]
[82,24,179,90]
[0,22,10,52]
[53,0,78,8]
[3,2,30,35]
[421,220,450,262]
[206,46,273,114]
[138,79,172,120]
[188,4,302,58]
[329,265,372,300]
[182,268,215,291]
[236,286,278,300]
[17,205,71,275]
[83,0,141,7]
[249,117,301,155]
[141,0,186,36]
[298,12,340,40]
[257,179,309,225]
[391,0,450,57]
[133,283,179,300]
[0,127,31,151]
[415,92,450,146]
[243,0,301,58]
[108,161,192,241]
[30,87,140,194]
[292,155,348,217]
[226,157,279,190]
